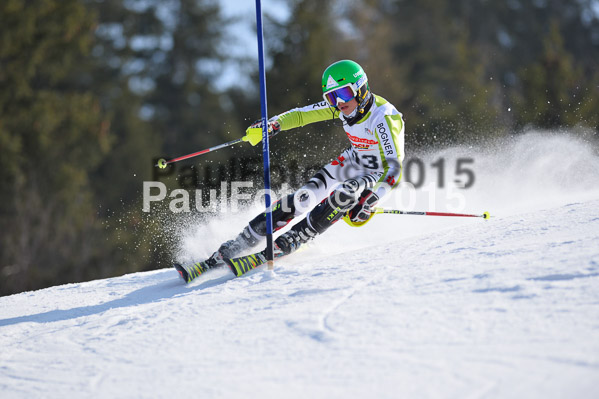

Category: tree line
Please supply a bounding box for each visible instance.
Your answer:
[1,0,597,295]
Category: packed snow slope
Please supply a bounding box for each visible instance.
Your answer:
[1,132,599,398]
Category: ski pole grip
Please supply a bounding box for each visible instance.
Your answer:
[243,127,263,146]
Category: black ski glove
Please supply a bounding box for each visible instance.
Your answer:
[348,190,379,223]
[249,118,280,139]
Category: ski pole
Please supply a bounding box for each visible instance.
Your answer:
[375,208,490,219]
[343,208,490,227]
[155,138,242,169]
[155,128,264,169]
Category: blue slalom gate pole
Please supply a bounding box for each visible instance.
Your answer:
[255,0,275,269]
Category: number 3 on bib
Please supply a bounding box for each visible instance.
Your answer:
[360,154,379,169]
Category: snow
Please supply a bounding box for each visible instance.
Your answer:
[1,132,599,398]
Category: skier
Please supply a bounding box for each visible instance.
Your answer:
[176,59,405,281]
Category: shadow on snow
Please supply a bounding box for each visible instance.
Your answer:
[0,268,234,327]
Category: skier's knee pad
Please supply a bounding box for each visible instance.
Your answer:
[307,176,376,233]
[307,185,358,234]
[329,179,362,210]
[292,188,319,215]
[307,199,343,234]
[249,193,296,236]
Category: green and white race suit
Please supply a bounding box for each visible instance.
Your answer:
[274,95,405,214]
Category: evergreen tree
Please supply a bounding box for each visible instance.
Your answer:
[444,0,599,135]
[0,0,112,295]
[138,0,237,157]
[516,21,599,132]
[83,0,240,278]
[348,0,502,147]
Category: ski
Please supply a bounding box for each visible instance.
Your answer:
[174,260,212,283]
[174,251,274,283]
[223,252,268,277]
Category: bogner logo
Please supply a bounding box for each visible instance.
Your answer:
[377,122,395,156]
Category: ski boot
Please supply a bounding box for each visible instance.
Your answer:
[218,226,260,259]
[174,251,224,283]
[273,218,318,257]
[174,226,260,283]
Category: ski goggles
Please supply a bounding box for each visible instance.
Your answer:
[323,83,357,107]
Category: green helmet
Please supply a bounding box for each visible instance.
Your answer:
[321,60,371,116]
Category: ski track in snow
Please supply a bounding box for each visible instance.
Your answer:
[1,133,599,398]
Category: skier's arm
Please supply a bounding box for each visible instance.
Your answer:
[275,101,336,131]
[243,101,335,145]
[372,110,405,199]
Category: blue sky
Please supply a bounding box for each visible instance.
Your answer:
[215,0,289,89]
